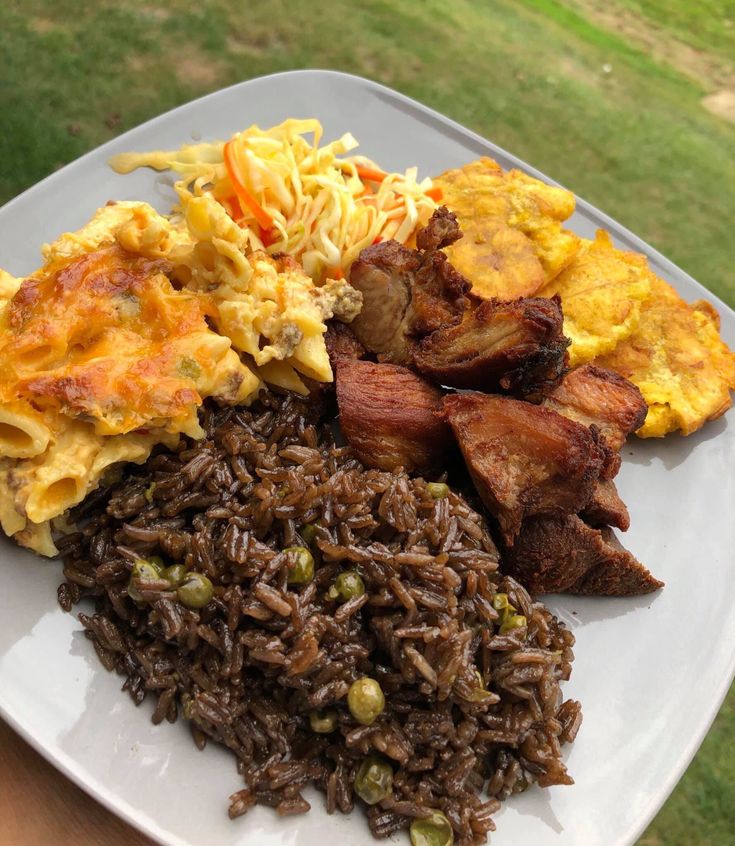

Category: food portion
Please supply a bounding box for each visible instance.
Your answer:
[432,157,580,300]
[413,296,568,397]
[537,232,735,437]
[110,118,439,282]
[7,113,728,845]
[349,207,569,398]
[502,516,663,596]
[335,359,451,474]
[58,391,581,846]
[537,231,653,367]
[541,364,648,453]
[595,276,735,437]
[443,393,605,544]
[0,198,359,555]
[349,207,470,364]
[433,155,735,438]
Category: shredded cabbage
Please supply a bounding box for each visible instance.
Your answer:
[110,118,438,281]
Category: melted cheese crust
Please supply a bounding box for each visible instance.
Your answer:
[0,199,361,555]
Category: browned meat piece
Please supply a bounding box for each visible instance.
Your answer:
[349,240,418,363]
[324,321,365,372]
[502,515,663,596]
[414,295,569,396]
[348,208,470,363]
[336,359,451,473]
[580,478,630,531]
[443,393,604,543]
[415,205,463,251]
[542,364,647,451]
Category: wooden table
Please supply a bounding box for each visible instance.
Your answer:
[0,718,155,846]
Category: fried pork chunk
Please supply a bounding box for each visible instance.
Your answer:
[542,364,648,451]
[443,393,604,543]
[348,207,469,364]
[336,359,451,474]
[502,515,663,596]
[324,321,365,372]
[580,478,630,531]
[414,295,569,396]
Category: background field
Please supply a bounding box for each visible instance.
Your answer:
[1,1,733,843]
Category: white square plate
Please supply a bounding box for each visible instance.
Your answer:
[1,70,734,846]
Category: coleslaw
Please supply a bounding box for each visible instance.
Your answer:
[110,118,440,281]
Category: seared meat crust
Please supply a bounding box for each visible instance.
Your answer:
[443,392,604,543]
[502,515,663,596]
[580,478,630,531]
[325,321,365,372]
[336,359,451,474]
[415,295,569,396]
[348,207,470,364]
[542,364,647,451]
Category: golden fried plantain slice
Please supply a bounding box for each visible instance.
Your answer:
[538,230,653,367]
[434,157,580,300]
[596,275,735,437]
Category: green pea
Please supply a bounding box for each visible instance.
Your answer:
[161,564,187,587]
[354,756,393,805]
[177,572,214,609]
[410,810,454,846]
[284,546,314,585]
[492,593,514,613]
[347,677,385,726]
[332,571,365,603]
[300,523,319,546]
[128,558,163,602]
[177,356,201,380]
[465,669,493,703]
[492,593,518,627]
[309,708,338,734]
[499,614,527,635]
[426,482,450,500]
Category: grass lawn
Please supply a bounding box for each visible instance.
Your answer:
[1,0,734,842]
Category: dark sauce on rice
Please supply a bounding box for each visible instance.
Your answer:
[57,391,581,846]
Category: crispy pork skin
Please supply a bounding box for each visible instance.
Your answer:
[336,359,451,474]
[502,515,663,596]
[348,208,470,363]
[325,321,365,372]
[443,392,604,543]
[542,364,647,451]
[415,296,569,396]
[580,478,630,531]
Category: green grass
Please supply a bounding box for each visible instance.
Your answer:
[1,1,734,842]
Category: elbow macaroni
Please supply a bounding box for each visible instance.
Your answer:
[0,196,360,556]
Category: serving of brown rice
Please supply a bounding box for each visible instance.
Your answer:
[57,391,581,846]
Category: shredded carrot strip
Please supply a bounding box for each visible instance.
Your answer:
[223,140,274,231]
[425,186,443,201]
[220,194,243,221]
[355,165,388,183]
[259,225,279,248]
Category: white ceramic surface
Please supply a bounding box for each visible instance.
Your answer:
[1,70,733,846]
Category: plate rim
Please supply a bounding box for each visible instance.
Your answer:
[1,67,733,846]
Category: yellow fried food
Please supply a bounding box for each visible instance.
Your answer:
[596,275,735,437]
[434,157,581,299]
[539,230,653,367]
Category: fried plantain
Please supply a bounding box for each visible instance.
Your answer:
[433,158,581,300]
[538,230,653,367]
[596,275,735,437]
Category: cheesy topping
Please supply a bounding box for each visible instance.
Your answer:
[0,199,362,555]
